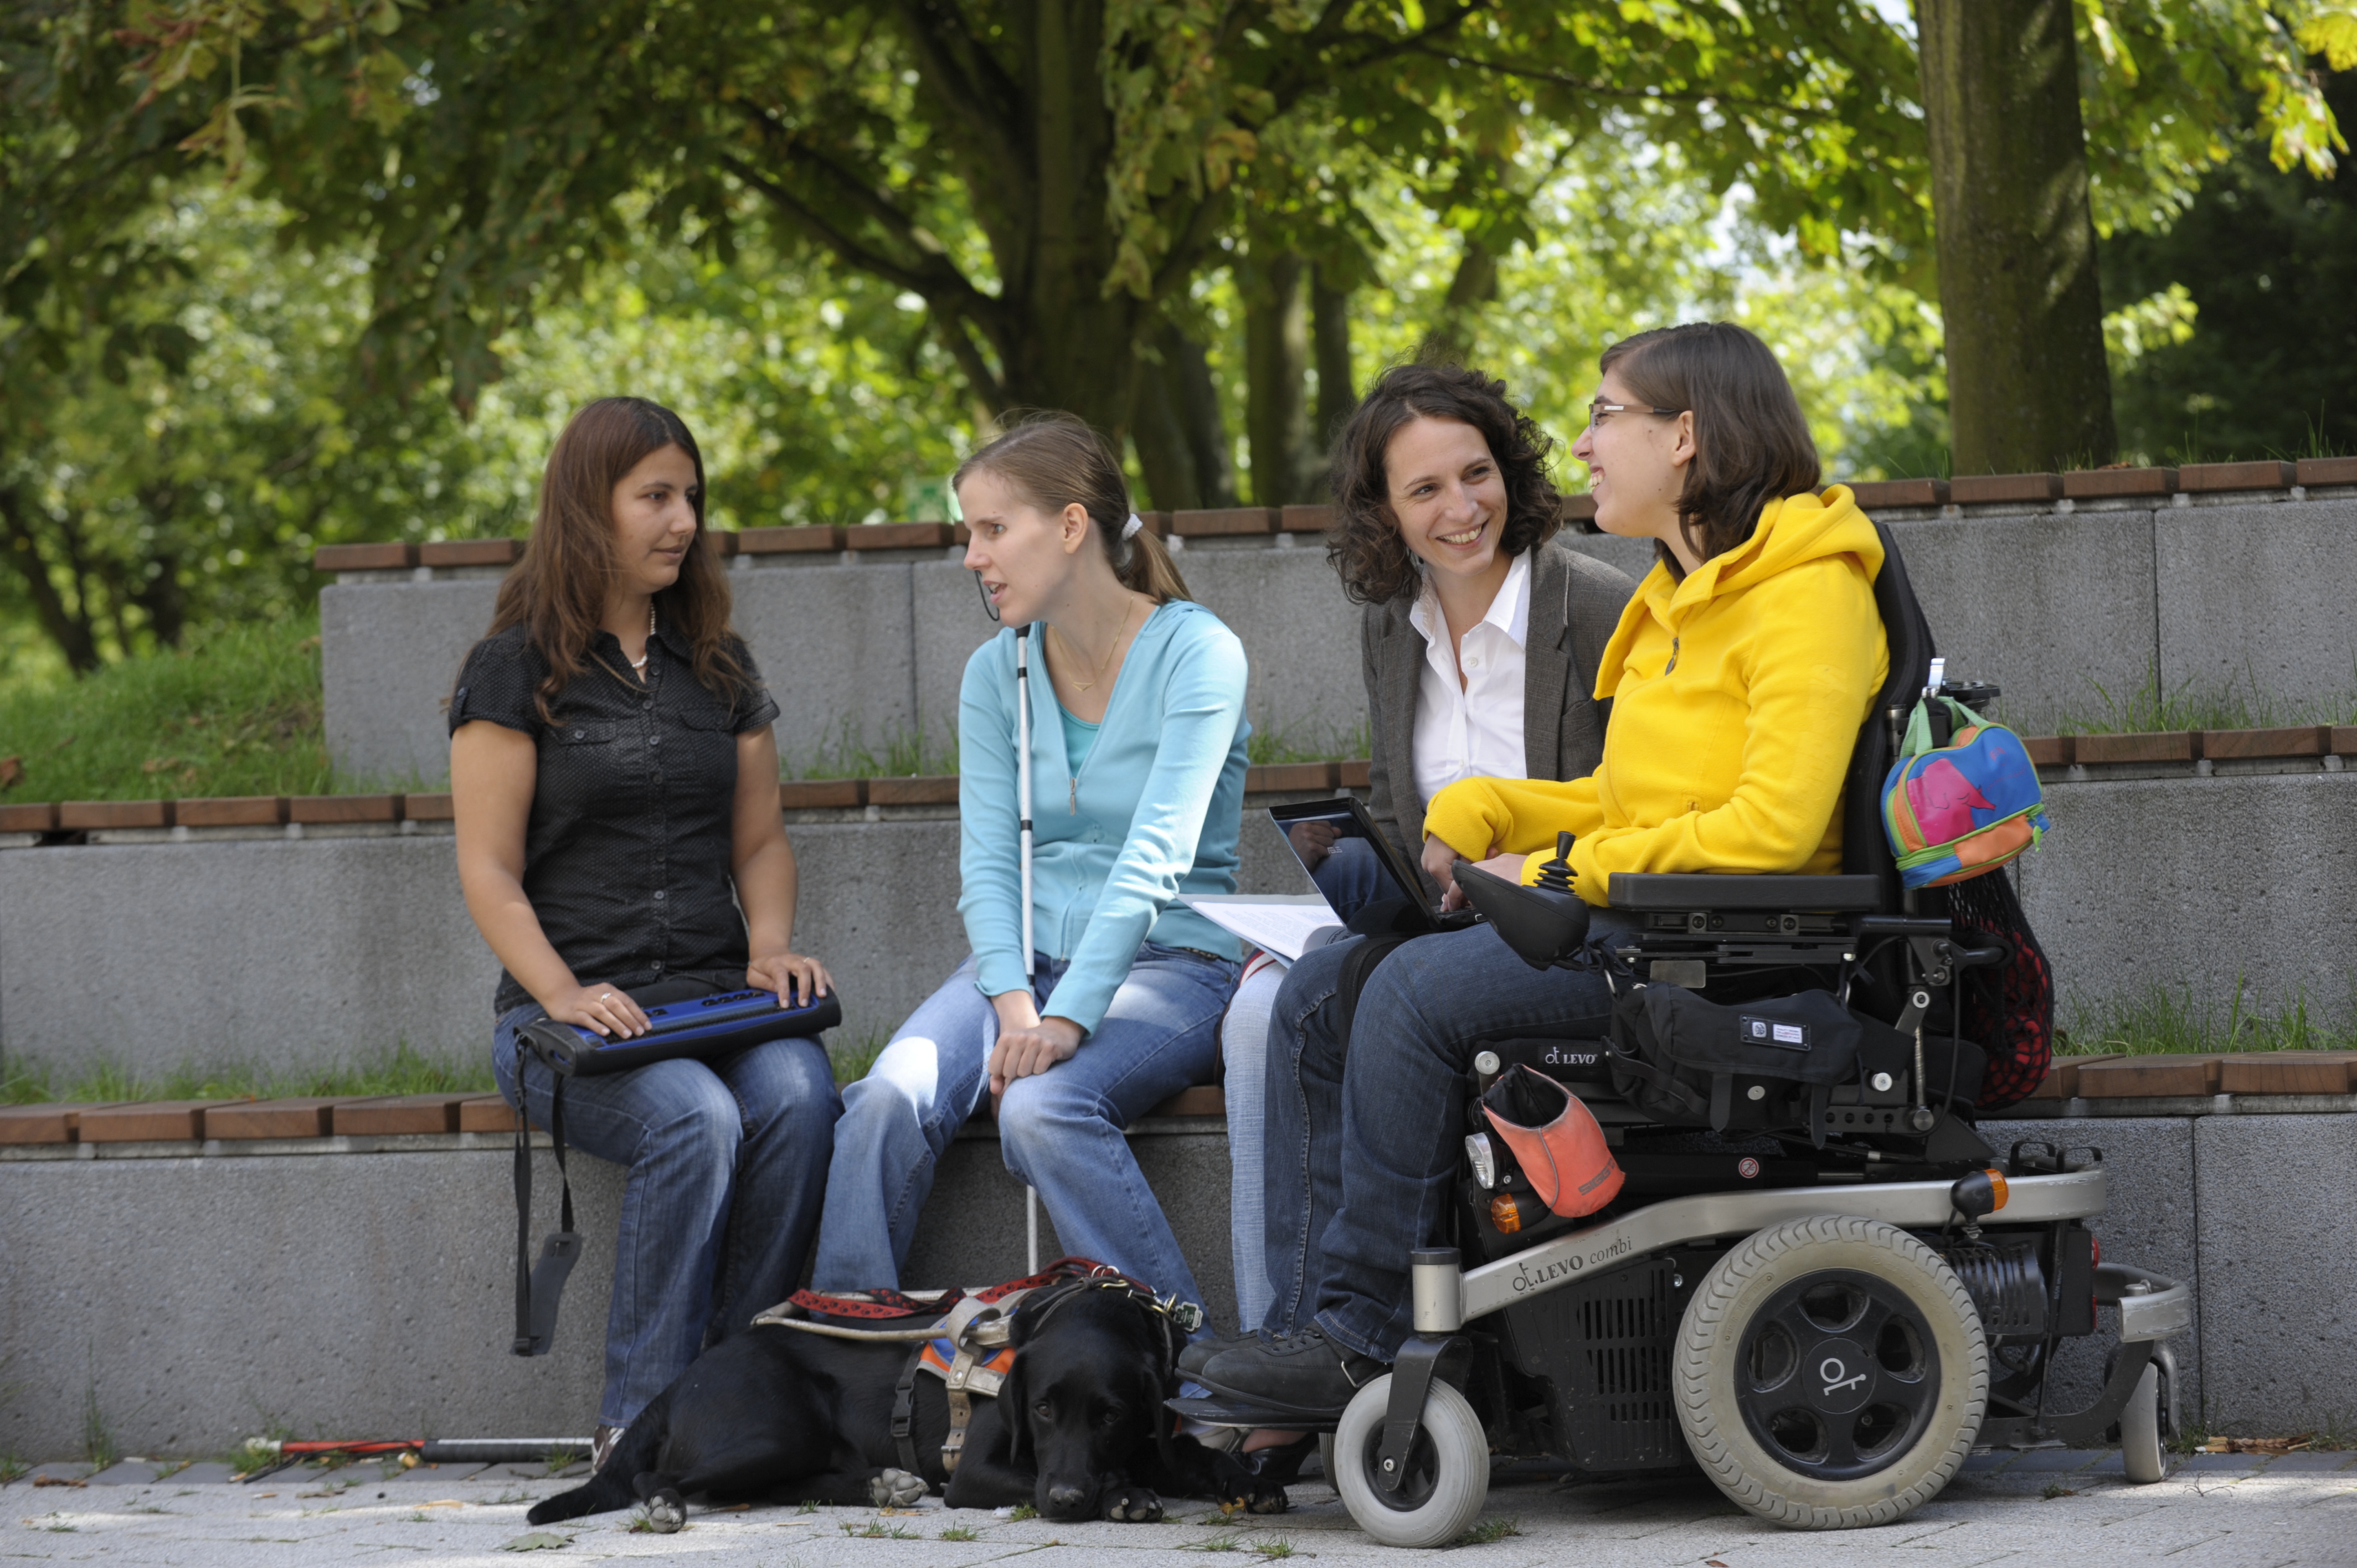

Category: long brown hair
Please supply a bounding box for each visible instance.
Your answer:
[953,412,1191,602]
[486,396,747,723]
[1598,323,1821,570]
[1324,362,1563,606]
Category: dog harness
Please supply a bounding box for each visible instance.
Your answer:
[751,1260,1202,1481]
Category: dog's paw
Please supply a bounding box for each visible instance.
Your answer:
[1102,1484,1164,1523]
[868,1468,929,1508]
[1243,1480,1291,1515]
[641,1492,688,1534]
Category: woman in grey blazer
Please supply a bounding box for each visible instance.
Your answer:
[1214,364,1633,1352]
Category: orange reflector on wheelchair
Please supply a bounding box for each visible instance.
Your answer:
[1489,1193,1523,1234]
[1480,1064,1623,1219]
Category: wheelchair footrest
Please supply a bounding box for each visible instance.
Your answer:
[1165,1396,1335,1432]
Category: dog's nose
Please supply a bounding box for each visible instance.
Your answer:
[1047,1484,1088,1512]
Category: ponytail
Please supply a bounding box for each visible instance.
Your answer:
[954,411,1193,603]
[1117,524,1191,602]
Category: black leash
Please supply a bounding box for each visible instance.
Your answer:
[512,1058,582,1356]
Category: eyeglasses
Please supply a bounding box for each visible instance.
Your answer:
[1588,400,1684,429]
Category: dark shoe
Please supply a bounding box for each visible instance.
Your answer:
[1197,1329,1387,1419]
[1178,1329,1255,1382]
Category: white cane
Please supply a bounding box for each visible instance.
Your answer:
[1016,631,1042,1273]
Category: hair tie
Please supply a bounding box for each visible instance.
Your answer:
[1121,513,1144,541]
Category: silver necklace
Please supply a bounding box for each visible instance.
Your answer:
[629,604,656,672]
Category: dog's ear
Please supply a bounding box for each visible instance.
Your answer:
[1000,1353,1031,1468]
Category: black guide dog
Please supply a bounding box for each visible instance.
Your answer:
[528,1278,1290,1529]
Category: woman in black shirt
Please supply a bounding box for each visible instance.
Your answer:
[450,398,840,1469]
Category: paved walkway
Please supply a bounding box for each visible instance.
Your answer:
[8,1448,2356,1566]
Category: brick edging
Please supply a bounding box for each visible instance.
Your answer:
[0,1085,1232,1147]
[2,766,1377,828]
[309,461,2357,576]
[19,730,2357,832]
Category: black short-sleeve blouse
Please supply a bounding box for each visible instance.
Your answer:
[450,620,782,1015]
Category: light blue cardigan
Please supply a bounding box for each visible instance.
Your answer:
[956,599,1251,1033]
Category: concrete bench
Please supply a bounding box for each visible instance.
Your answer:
[7,1072,2357,1459]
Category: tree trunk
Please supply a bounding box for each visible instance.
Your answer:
[1917,0,2116,473]
[1131,320,1234,512]
[1420,238,1499,367]
[0,487,101,673]
[1312,263,1355,457]
[1240,240,1315,506]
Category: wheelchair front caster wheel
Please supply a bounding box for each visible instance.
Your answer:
[2121,1362,2166,1483]
[1332,1374,1488,1548]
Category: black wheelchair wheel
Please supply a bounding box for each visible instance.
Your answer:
[1675,1217,1987,1528]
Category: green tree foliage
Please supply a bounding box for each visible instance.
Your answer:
[2102,63,2357,462]
[111,0,1933,434]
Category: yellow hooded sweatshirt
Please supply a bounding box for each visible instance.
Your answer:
[1424,487,1888,905]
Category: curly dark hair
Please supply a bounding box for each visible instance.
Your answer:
[1323,362,1565,606]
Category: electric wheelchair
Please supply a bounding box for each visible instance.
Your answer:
[1197,524,2190,1546]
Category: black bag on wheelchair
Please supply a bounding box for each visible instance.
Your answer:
[1610,984,1985,1145]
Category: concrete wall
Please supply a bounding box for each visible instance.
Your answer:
[9,1105,2322,1459]
[8,766,2350,1081]
[0,1124,1232,1459]
[2155,499,2357,713]
[0,808,1326,1079]
[2013,770,2357,1020]
[316,495,2356,780]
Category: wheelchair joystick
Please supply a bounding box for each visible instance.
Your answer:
[1534,832,1576,893]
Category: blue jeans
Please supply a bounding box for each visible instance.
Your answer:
[1259,916,1631,1361]
[1218,958,1287,1333]
[494,1009,841,1429]
[813,943,1239,1313]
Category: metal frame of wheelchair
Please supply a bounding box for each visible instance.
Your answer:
[1235,527,2188,1547]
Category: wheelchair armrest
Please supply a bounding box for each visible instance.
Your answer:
[1605,872,1883,912]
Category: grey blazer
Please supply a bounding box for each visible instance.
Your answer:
[1362,537,1637,903]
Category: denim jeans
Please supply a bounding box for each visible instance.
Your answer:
[812,943,1238,1314]
[1259,915,1632,1361]
[1218,957,1288,1333]
[493,1008,841,1428]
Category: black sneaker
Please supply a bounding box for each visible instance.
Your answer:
[1178,1330,1256,1382]
[1197,1329,1388,1419]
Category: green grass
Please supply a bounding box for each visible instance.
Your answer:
[788,719,962,782]
[939,1524,981,1541]
[1248,716,1369,768]
[2050,662,2357,736]
[0,1043,495,1106]
[2060,982,2357,1056]
[0,618,356,804]
[1455,1516,1524,1545]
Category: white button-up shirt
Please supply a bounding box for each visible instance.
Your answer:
[1407,548,1531,809]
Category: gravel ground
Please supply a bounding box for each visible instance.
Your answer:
[7,1448,2356,1567]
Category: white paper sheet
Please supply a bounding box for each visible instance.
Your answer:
[1179,893,1342,963]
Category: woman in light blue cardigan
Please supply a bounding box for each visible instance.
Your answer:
[811,414,1249,1313]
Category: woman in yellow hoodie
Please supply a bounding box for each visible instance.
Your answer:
[1198,322,1890,1419]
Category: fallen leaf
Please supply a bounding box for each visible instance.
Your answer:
[0,756,22,789]
[498,1531,570,1552]
[418,1498,464,1508]
[141,756,181,774]
[32,1476,86,1488]
[2204,1434,2312,1454]
[1707,1560,1728,1566]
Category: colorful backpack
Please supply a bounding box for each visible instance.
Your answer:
[1881,693,2050,889]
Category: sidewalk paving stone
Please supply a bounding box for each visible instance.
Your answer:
[2179,1450,2272,1472]
[2001,1446,2107,1471]
[2260,1450,2357,1471]
[12,1455,2357,1566]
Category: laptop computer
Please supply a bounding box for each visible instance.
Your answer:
[1265,795,1480,938]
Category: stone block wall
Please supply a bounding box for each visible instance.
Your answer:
[315,492,2357,783]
